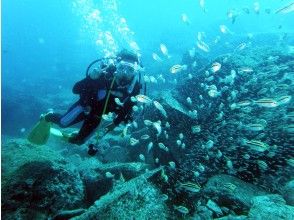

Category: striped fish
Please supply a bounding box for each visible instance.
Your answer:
[243,139,269,152]
[178,182,201,193]
[254,98,278,108]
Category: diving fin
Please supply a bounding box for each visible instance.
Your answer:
[27,118,51,145]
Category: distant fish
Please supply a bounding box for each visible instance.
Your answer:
[285,124,294,133]
[264,8,271,14]
[244,123,265,131]
[276,95,291,105]
[253,2,260,14]
[199,0,206,12]
[153,101,167,118]
[243,7,250,14]
[238,67,253,73]
[275,2,294,14]
[170,64,187,74]
[160,43,170,57]
[254,98,278,108]
[158,142,169,152]
[177,182,201,193]
[139,154,145,162]
[114,98,124,106]
[227,9,238,24]
[140,134,150,140]
[130,137,139,146]
[236,43,247,51]
[152,53,162,62]
[257,160,268,171]
[181,13,190,25]
[174,205,189,214]
[220,25,232,34]
[144,119,153,126]
[197,41,210,52]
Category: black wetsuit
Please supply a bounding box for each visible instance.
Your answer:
[45,71,141,145]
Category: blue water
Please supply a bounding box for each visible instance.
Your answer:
[2,0,293,134]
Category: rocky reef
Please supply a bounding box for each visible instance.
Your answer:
[2,45,294,219]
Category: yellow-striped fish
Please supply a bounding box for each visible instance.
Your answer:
[243,139,269,152]
[254,98,278,108]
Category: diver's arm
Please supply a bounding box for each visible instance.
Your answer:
[72,77,90,94]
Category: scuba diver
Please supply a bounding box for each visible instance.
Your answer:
[28,49,143,148]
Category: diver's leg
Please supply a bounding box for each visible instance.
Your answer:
[45,101,86,127]
[68,115,101,145]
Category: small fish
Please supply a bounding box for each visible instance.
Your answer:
[243,139,269,152]
[208,89,219,98]
[286,158,294,167]
[158,143,168,152]
[169,161,176,169]
[174,205,189,214]
[211,62,221,73]
[114,98,124,106]
[227,9,238,24]
[285,124,294,133]
[139,154,145,162]
[197,40,210,52]
[254,98,278,108]
[186,97,192,105]
[275,2,294,14]
[238,67,253,73]
[160,43,169,57]
[170,64,187,74]
[245,123,265,131]
[140,134,150,140]
[153,120,162,136]
[191,125,201,133]
[102,112,115,121]
[159,194,169,201]
[199,0,206,12]
[243,7,250,14]
[236,43,247,51]
[149,76,158,83]
[153,101,167,118]
[181,13,190,25]
[253,2,260,14]
[236,100,252,107]
[257,160,268,171]
[105,172,114,178]
[264,8,271,14]
[152,53,162,62]
[178,182,201,193]
[144,119,153,126]
[276,95,291,105]
[147,142,153,153]
[130,137,139,146]
[135,94,152,104]
[20,128,26,133]
[220,25,232,34]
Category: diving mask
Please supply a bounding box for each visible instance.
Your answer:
[115,61,139,86]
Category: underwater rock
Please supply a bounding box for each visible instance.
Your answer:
[2,160,85,219]
[248,194,294,220]
[72,168,167,219]
[193,205,213,220]
[214,215,247,220]
[203,174,268,212]
[281,179,294,205]
[1,139,85,219]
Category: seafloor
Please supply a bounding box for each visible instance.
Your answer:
[2,45,294,219]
